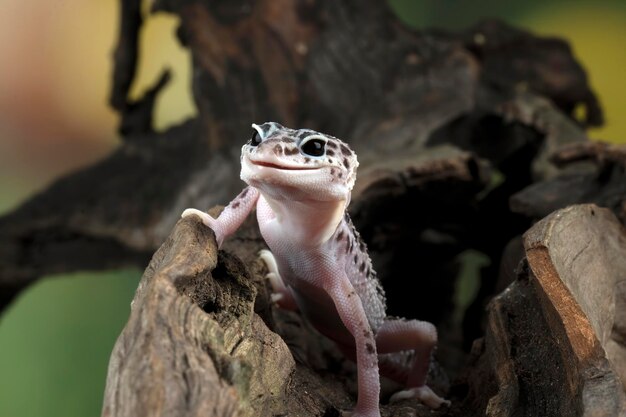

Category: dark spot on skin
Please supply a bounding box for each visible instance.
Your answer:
[273,144,283,155]
[338,172,343,178]
[285,147,299,155]
[241,188,249,198]
[330,168,335,175]
[343,158,350,169]
[336,230,344,241]
[328,158,333,163]
[354,254,358,264]
[365,343,375,354]
[347,291,355,298]
[232,202,240,209]
[304,157,310,163]
[349,240,354,253]
[327,149,335,156]
[340,144,351,156]
[359,262,365,272]
[327,141,338,149]
[363,330,371,338]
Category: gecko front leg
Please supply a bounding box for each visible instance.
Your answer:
[182,186,259,247]
[326,275,381,417]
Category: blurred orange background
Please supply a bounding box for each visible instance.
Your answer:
[0,1,624,416]
[0,0,196,214]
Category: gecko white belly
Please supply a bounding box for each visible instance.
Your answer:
[257,195,387,344]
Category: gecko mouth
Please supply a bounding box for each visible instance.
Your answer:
[250,160,320,171]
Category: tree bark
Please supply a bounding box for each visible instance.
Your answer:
[0,0,606,311]
[462,205,626,417]
[0,0,624,415]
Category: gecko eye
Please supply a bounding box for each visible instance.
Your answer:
[250,130,262,146]
[300,138,326,157]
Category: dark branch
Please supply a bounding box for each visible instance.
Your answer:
[109,0,142,112]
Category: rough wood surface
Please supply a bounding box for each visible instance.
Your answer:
[0,1,601,311]
[103,202,626,416]
[511,142,626,225]
[102,216,296,417]
[1,0,625,415]
[103,213,453,417]
[461,205,626,417]
[524,205,626,400]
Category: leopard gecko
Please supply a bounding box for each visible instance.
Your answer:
[182,122,449,417]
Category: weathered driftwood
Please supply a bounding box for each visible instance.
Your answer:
[525,206,626,403]
[461,205,626,417]
[103,202,626,416]
[2,0,625,415]
[102,152,489,417]
[102,215,297,417]
[511,142,626,225]
[0,1,601,312]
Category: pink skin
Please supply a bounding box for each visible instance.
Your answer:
[182,123,448,416]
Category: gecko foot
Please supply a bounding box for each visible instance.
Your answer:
[389,386,450,409]
[269,289,284,303]
[258,250,298,311]
[181,208,214,225]
[181,208,224,247]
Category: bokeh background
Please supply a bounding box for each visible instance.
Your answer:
[0,1,624,416]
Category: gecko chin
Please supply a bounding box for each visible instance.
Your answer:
[241,160,348,202]
[241,157,322,178]
[249,160,319,171]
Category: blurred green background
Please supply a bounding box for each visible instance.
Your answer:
[0,1,624,416]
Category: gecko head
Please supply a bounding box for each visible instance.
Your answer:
[240,122,359,202]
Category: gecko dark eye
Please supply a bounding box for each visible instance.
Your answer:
[301,138,326,157]
[250,130,262,146]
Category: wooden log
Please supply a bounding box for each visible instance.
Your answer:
[103,198,626,416]
[462,204,626,416]
[102,152,487,416]
[2,1,624,414]
[511,142,626,225]
[102,216,299,417]
[0,1,602,312]
[101,213,453,417]
[524,205,626,407]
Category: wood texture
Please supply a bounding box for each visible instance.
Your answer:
[0,0,624,415]
[524,205,626,403]
[0,2,602,311]
[461,205,626,417]
[102,216,296,417]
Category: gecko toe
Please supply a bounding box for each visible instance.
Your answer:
[389,386,450,409]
